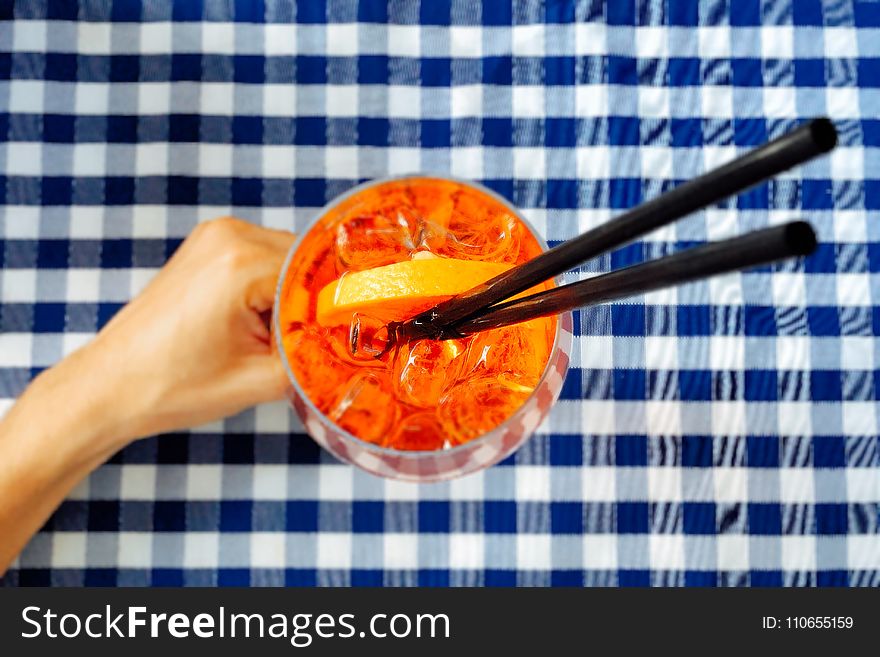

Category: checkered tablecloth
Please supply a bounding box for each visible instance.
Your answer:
[1,0,878,587]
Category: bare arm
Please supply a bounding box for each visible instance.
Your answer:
[0,218,296,573]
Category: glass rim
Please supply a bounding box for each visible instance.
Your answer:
[273,173,572,458]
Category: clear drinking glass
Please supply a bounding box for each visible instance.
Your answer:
[273,176,573,482]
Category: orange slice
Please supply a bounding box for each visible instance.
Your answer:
[316,256,512,325]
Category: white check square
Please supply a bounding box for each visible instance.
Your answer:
[200,82,236,116]
[828,146,865,180]
[387,147,421,175]
[325,146,359,179]
[450,84,482,118]
[513,147,546,179]
[117,533,154,568]
[262,83,297,117]
[636,26,667,59]
[138,23,173,54]
[779,468,814,503]
[647,466,682,501]
[840,336,874,372]
[710,336,745,370]
[714,467,748,502]
[512,24,545,56]
[701,86,733,119]
[326,23,359,56]
[640,145,672,179]
[842,402,878,435]
[184,533,220,568]
[772,272,806,306]
[318,466,354,500]
[387,85,421,118]
[0,334,32,367]
[574,22,606,55]
[581,401,618,435]
[836,273,871,306]
[823,27,859,58]
[826,86,862,119]
[512,86,545,118]
[449,534,484,569]
[576,146,610,179]
[251,533,286,568]
[1,207,40,238]
[698,26,730,58]
[326,85,358,117]
[51,533,87,569]
[763,87,796,118]
[185,465,223,500]
[847,535,880,569]
[711,401,746,436]
[252,465,288,500]
[316,533,353,569]
[716,535,750,571]
[72,143,107,177]
[649,534,685,570]
[262,145,296,179]
[777,402,812,435]
[582,535,617,569]
[761,26,793,60]
[264,24,297,56]
[120,465,158,500]
[386,24,420,57]
[201,22,235,54]
[12,20,47,51]
[646,400,683,435]
[516,466,551,501]
[582,467,616,501]
[645,336,679,369]
[781,535,817,570]
[65,269,102,302]
[449,26,482,58]
[384,533,419,569]
[575,85,607,117]
[197,144,233,177]
[517,535,552,569]
[2,270,37,303]
[138,82,172,114]
[451,147,483,179]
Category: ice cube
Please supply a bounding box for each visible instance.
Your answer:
[329,371,398,444]
[286,329,359,413]
[335,312,393,363]
[384,412,446,451]
[461,320,551,388]
[432,195,521,263]
[437,375,532,446]
[334,208,419,272]
[393,338,466,408]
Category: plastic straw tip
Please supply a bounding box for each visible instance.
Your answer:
[810,118,838,153]
[785,221,818,257]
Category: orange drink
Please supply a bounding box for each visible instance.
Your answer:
[275,177,572,480]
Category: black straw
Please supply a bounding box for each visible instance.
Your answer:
[397,118,836,341]
[447,221,817,337]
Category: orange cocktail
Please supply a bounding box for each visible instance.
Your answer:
[275,176,571,480]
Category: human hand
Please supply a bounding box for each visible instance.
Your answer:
[0,218,296,571]
[82,217,296,447]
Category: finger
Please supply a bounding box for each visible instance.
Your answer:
[245,254,288,312]
[225,353,290,408]
[240,223,297,256]
[257,226,297,254]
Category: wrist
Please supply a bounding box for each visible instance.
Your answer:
[22,343,139,463]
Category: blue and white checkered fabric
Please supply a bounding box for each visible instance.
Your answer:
[1,1,878,587]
